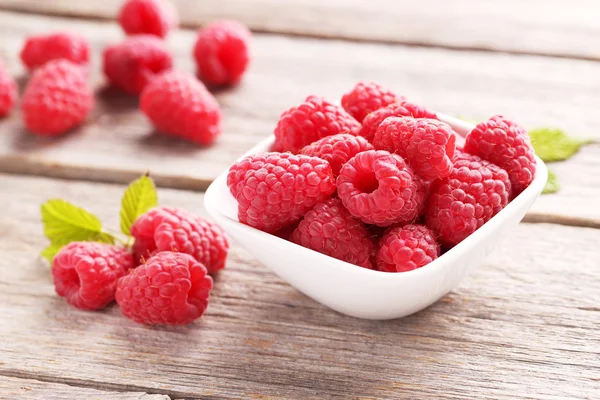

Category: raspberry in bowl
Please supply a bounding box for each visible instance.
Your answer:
[205,113,547,320]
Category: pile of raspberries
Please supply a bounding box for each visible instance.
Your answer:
[228,81,537,272]
[52,206,229,326]
[0,0,251,144]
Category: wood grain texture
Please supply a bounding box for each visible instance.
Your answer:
[1,173,598,399]
[0,0,599,60]
[0,376,171,400]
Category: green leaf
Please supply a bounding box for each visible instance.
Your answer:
[41,243,63,263]
[120,174,158,236]
[41,199,115,246]
[542,169,559,194]
[528,128,592,162]
[456,115,479,125]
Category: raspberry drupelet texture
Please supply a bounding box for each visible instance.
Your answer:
[376,225,440,273]
[20,32,90,71]
[425,152,512,247]
[52,242,134,310]
[464,115,536,195]
[337,150,426,227]
[373,117,456,181]
[360,101,437,143]
[273,95,361,153]
[341,81,404,123]
[227,152,336,233]
[118,0,178,38]
[299,133,374,177]
[193,20,251,87]
[0,61,17,117]
[140,71,222,145]
[103,35,173,95]
[116,252,213,325]
[291,198,375,269]
[130,206,229,274]
[21,60,93,136]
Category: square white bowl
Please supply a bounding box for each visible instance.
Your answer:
[204,114,547,320]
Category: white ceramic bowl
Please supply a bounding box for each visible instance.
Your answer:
[204,115,547,320]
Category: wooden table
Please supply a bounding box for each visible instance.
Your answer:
[0,2,599,399]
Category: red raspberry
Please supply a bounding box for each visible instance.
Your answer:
[20,32,89,71]
[373,117,456,181]
[227,152,336,233]
[140,71,222,145]
[299,133,374,177]
[118,0,178,38]
[103,35,173,95]
[425,152,512,247]
[360,101,437,142]
[341,81,404,123]
[116,252,213,325]
[376,225,440,273]
[52,242,133,310]
[464,115,536,195]
[131,206,229,274]
[274,96,361,153]
[0,61,17,117]
[337,150,426,226]
[291,198,375,269]
[193,20,251,87]
[21,60,93,136]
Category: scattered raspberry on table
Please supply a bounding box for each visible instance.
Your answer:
[274,95,361,153]
[464,115,537,195]
[52,242,134,310]
[291,198,375,269]
[131,206,229,274]
[341,81,404,123]
[337,150,426,226]
[20,32,90,70]
[118,0,178,38]
[0,60,17,117]
[376,225,440,272]
[140,70,222,145]
[299,133,374,177]
[103,35,173,95]
[373,117,456,181]
[227,152,336,233]
[193,20,251,87]
[116,251,213,325]
[360,101,437,143]
[21,59,94,136]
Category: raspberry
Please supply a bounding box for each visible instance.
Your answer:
[341,81,404,123]
[140,71,222,145]
[360,101,437,143]
[337,150,426,226]
[20,32,89,71]
[227,152,336,233]
[131,206,229,274]
[103,35,173,95]
[21,60,93,136]
[425,152,512,247]
[52,242,133,310]
[116,252,213,325]
[373,117,456,181]
[464,115,536,195]
[274,96,361,153]
[193,20,251,87]
[291,198,375,269]
[376,225,440,273]
[0,61,17,117]
[118,0,178,38]
[299,133,374,177]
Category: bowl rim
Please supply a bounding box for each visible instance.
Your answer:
[205,114,548,282]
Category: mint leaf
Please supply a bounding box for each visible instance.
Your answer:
[41,199,115,246]
[543,169,559,194]
[528,128,591,162]
[41,243,63,263]
[120,174,158,236]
